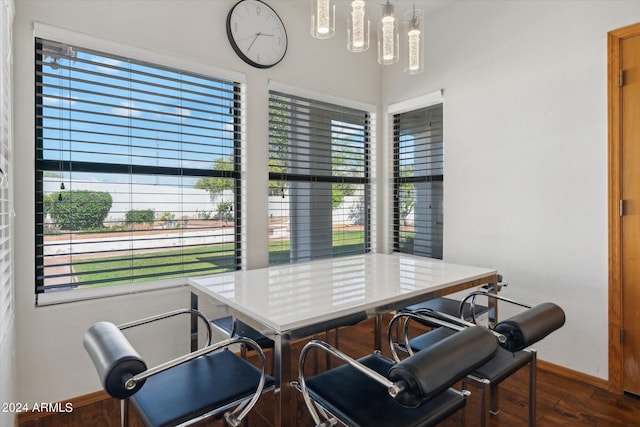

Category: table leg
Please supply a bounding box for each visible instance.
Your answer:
[374,314,382,350]
[274,333,295,427]
[190,291,198,352]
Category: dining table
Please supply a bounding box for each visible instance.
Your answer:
[188,252,498,427]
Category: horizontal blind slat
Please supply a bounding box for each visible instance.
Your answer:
[393,103,443,258]
[36,38,242,293]
[268,89,370,266]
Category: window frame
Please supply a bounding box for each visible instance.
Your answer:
[388,90,444,258]
[33,24,246,305]
[267,83,375,265]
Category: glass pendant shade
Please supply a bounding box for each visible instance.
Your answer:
[311,0,335,39]
[347,0,370,52]
[378,1,399,65]
[309,0,425,74]
[405,8,424,74]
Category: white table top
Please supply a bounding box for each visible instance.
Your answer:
[188,253,496,334]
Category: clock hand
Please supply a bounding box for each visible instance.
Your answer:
[246,32,276,52]
[236,33,261,42]
[246,33,260,52]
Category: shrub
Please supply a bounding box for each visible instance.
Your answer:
[125,209,155,225]
[49,190,112,231]
[214,201,233,222]
[159,211,175,221]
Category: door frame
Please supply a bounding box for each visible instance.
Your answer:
[608,21,640,394]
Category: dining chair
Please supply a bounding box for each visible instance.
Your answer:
[211,315,275,365]
[391,294,565,427]
[83,308,275,427]
[295,325,498,427]
[212,311,367,373]
[401,275,506,325]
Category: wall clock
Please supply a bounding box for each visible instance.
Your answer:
[226,0,288,69]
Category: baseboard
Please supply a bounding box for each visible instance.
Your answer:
[538,359,609,391]
[16,390,110,425]
[15,361,612,425]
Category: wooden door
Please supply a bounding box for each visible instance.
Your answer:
[621,32,640,396]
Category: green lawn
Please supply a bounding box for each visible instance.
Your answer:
[73,230,366,287]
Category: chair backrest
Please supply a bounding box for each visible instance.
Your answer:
[493,302,565,352]
[388,326,497,407]
[83,321,147,399]
[290,311,368,340]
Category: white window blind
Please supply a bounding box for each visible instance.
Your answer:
[35,38,242,294]
[268,91,371,265]
[0,0,14,341]
[393,104,443,258]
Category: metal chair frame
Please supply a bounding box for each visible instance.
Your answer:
[388,308,507,362]
[391,294,559,427]
[296,339,471,427]
[86,308,272,427]
[298,340,407,427]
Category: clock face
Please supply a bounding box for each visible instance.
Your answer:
[226,0,288,69]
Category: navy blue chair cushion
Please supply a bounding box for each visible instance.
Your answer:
[408,326,457,353]
[403,297,492,321]
[305,354,467,427]
[470,346,533,384]
[290,311,368,340]
[131,349,275,427]
[211,316,274,349]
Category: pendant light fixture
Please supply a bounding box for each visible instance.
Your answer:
[378,0,399,65]
[311,0,335,39]
[310,0,423,74]
[405,5,423,74]
[347,0,370,52]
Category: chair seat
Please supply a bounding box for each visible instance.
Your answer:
[403,297,493,321]
[409,328,533,386]
[408,326,457,353]
[211,316,274,349]
[305,354,466,427]
[131,349,275,427]
[470,347,533,384]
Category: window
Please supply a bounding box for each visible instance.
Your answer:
[0,0,13,338]
[393,104,443,258]
[35,38,242,294]
[268,91,371,265]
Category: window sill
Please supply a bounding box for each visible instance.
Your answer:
[35,278,189,306]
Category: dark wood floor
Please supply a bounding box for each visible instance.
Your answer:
[19,316,640,427]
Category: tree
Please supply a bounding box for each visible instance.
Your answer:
[214,201,233,226]
[398,164,416,225]
[194,157,234,200]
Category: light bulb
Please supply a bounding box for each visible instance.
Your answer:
[351,1,365,48]
[311,0,335,39]
[408,27,420,71]
[382,14,395,61]
[317,0,330,34]
[405,7,423,74]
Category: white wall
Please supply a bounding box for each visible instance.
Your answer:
[13,0,379,404]
[12,0,638,405]
[383,0,640,379]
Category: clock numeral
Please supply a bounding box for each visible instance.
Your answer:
[256,6,261,16]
